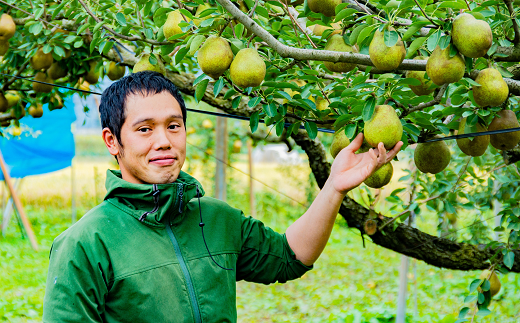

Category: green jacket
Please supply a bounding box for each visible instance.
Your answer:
[43,170,312,322]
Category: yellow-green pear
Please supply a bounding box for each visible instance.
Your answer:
[479,270,501,297]
[0,93,8,113]
[0,14,16,41]
[369,27,406,71]
[164,10,190,40]
[323,34,357,73]
[426,45,465,86]
[194,4,212,26]
[84,61,100,84]
[33,72,54,93]
[107,61,126,81]
[488,110,520,150]
[197,36,234,79]
[330,128,350,158]
[364,162,393,189]
[414,137,451,174]
[364,105,403,149]
[28,104,44,118]
[307,0,342,17]
[456,118,489,157]
[452,13,492,58]
[133,54,166,76]
[31,48,54,70]
[473,68,509,107]
[0,40,8,56]
[47,62,68,80]
[230,48,266,88]
[5,91,19,108]
[312,23,341,37]
[405,56,434,96]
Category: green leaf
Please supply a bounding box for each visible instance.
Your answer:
[481,278,491,291]
[52,0,69,19]
[93,20,106,33]
[264,103,277,117]
[175,46,189,64]
[53,46,65,57]
[76,23,90,35]
[464,295,478,303]
[439,35,451,50]
[304,121,318,139]
[334,8,358,23]
[357,25,377,46]
[179,9,194,20]
[476,308,491,316]
[250,111,260,133]
[402,21,430,41]
[100,41,114,55]
[405,37,427,59]
[477,292,485,304]
[248,97,262,108]
[43,44,52,54]
[193,73,207,86]
[362,97,375,122]
[195,79,209,102]
[398,78,422,86]
[497,66,514,78]
[34,7,45,20]
[458,307,471,318]
[449,44,459,58]
[223,89,237,100]
[143,2,154,17]
[384,30,399,48]
[64,35,77,43]
[115,12,127,26]
[469,279,482,293]
[148,54,158,65]
[349,25,366,45]
[213,78,224,97]
[427,31,441,52]
[275,119,285,136]
[345,123,357,139]
[154,8,173,27]
[504,251,514,269]
[466,78,481,87]
[232,96,241,109]
[437,1,468,9]
[189,35,206,55]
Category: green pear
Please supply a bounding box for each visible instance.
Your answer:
[0,92,8,113]
[5,91,19,108]
[446,213,457,224]
[133,54,166,76]
[488,110,520,150]
[307,0,342,17]
[369,27,406,71]
[364,105,403,149]
[0,40,8,56]
[84,61,100,84]
[31,48,54,70]
[330,128,350,158]
[230,48,266,88]
[197,36,234,79]
[164,10,190,40]
[47,62,68,80]
[479,271,501,297]
[473,68,509,107]
[405,56,434,96]
[426,45,465,86]
[452,13,492,58]
[414,137,451,174]
[312,23,341,37]
[194,4,213,26]
[323,34,357,73]
[0,14,16,41]
[33,72,54,93]
[456,118,489,157]
[364,162,393,189]
[29,104,44,118]
[107,61,126,81]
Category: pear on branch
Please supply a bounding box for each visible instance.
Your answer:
[33,72,54,93]
[456,118,489,157]
[0,40,8,56]
[133,54,166,76]
[323,34,357,73]
[230,48,266,88]
[452,13,492,58]
[488,110,520,150]
[312,23,341,37]
[164,10,190,41]
[5,91,20,108]
[364,105,403,150]
[84,61,100,84]
[330,128,350,158]
[0,92,8,113]
[0,14,16,41]
[369,26,406,71]
[364,162,393,189]
[197,36,234,79]
[29,104,44,118]
[31,48,54,70]
[405,56,434,96]
[107,61,126,81]
[479,270,501,297]
[47,62,68,80]
[414,137,451,174]
[426,45,465,86]
[307,0,342,17]
[472,68,509,107]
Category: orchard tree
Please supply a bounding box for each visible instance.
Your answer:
[1,0,520,319]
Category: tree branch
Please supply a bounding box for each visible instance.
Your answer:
[504,0,520,45]
[400,84,448,117]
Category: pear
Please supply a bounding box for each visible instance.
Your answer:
[472,68,509,107]
[479,270,501,297]
[323,34,357,73]
[0,14,16,41]
[230,48,266,88]
[49,94,64,110]
[28,104,44,118]
[31,48,54,70]
[488,110,520,150]
[456,118,489,157]
[5,91,19,108]
[452,13,492,58]
[33,72,54,93]
[426,45,465,86]
[9,104,25,119]
[194,4,213,26]
[364,162,393,189]
[446,213,457,224]
[330,128,350,158]
[79,81,90,92]
[107,61,126,81]
[0,92,8,113]
[312,23,341,37]
[164,10,190,40]
[414,137,451,174]
[133,54,166,76]
[364,105,403,149]
[84,61,100,84]
[0,40,8,56]
[307,0,342,17]
[405,56,434,96]
[369,27,406,71]
[197,36,234,79]
[47,62,68,80]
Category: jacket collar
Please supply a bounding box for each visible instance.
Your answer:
[104,169,205,227]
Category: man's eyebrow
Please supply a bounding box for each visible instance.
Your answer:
[131,115,184,127]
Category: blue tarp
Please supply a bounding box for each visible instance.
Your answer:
[0,96,76,179]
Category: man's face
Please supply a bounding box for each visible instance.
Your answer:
[103,91,186,185]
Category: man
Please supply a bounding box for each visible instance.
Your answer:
[43,71,402,322]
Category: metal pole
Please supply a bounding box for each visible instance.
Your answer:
[1,178,22,236]
[248,140,255,218]
[215,111,227,201]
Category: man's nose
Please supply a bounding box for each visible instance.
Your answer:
[152,127,171,150]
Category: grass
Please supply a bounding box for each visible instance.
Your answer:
[1,135,519,322]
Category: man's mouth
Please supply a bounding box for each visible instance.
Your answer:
[149,156,176,166]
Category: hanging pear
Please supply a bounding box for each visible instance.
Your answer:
[164,10,190,40]
[472,68,509,107]
[456,118,489,157]
[364,162,393,189]
[488,110,520,150]
[452,13,492,58]
[33,72,54,93]
[47,62,68,80]
[369,26,406,71]
[414,137,451,174]
[323,34,357,73]
[133,54,166,76]
[197,36,234,79]
[307,0,342,17]
[330,128,350,158]
[426,45,465,86]
[405,56,434,96]
[0,40,8,56]
[0,14,16,41]
[107,62,126,81]
[364,105,403,149]
[230,48,266,88]
[31,48,54,70]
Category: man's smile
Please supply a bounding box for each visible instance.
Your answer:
[149,155,177,166]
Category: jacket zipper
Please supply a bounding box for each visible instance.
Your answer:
[164,183,202,323]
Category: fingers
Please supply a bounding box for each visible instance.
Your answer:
[377,142,387,165]
[386,141,404,162]
[345,133,364,153]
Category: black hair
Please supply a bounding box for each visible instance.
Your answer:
[99,71,187,146]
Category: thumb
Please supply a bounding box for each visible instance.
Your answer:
[345,133,363,153]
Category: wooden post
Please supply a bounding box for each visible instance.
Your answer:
[248,140,255,218]
[0,150,38,250]
[215,111,227,201]
[1,179,22,236]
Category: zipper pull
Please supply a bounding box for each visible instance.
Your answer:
[178,183,184,213]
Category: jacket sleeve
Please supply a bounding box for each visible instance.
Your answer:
[236,214,313,284]
[43,232,110,322]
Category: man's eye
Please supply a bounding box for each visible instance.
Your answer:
[169,125,180,130]
[139,128,151,132]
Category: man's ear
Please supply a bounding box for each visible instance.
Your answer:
[102,128,121,157]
